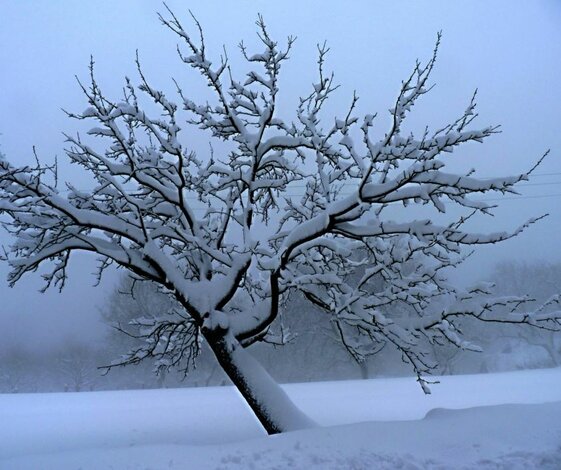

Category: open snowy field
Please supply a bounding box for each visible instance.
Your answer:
[1,367,561,469]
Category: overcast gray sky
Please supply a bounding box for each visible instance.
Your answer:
[1,0,560,350]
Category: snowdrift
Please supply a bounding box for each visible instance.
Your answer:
[1,367,560,469]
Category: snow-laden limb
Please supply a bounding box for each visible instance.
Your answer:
[0,10,559,433]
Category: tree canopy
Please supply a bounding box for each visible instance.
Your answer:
[1,9,559,434]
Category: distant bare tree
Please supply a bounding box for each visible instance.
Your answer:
[101,274,224,388]
[0,346,30,393]
[103,273,382,384]
[489,261,561,367]
[57,342,98,392]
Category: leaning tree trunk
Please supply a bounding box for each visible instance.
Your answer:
[203,329,316,435]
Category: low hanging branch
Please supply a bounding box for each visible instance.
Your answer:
[1,7,559,433]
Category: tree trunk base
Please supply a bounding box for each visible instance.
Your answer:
[205,330,316,435]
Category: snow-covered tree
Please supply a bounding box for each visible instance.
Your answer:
[1,9,560,434]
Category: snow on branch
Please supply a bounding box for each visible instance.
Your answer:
[0,11,558,391]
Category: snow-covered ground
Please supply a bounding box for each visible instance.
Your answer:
[1,368,561,469]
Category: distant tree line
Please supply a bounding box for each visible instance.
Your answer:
[2,260,559,394]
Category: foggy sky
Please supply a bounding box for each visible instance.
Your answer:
[1,0,560,351]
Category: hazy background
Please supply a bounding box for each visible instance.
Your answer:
[0,0,560,357]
